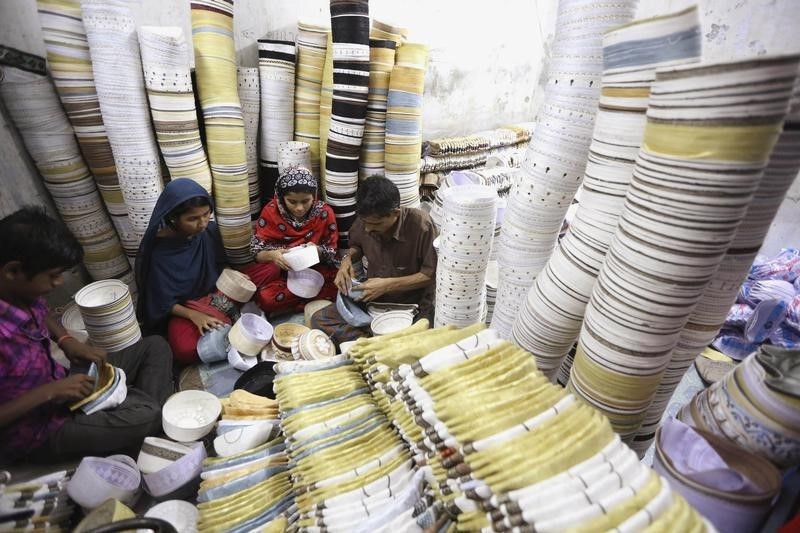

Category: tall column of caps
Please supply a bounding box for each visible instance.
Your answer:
[0,49,131,284]
[258,36,296,202]
[567,55,800,442]
[237,67,261,218]
[384,43,429,208]
[191,0,253,264]
[81,0,165,244]
[632,79,800,455]
[138,26,213,193]
[294,20,330,180]
[358,37,396,180]
[511,7,702,379]
[324,0,371,248]
[36,0,137,261]
[490,0,637,338]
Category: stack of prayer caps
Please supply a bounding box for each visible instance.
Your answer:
[37,0,136,262]
[0,46,130,283]
[384,43,429,209]
[191,0,253,264]
[434,185,497,327]
[490,0,638,337]
[138,26,213,193]
[237,67,262,218]
[258,36,296,202]
[294,19,330,179]
[633,80,800,454]
[567,54,800,444]
[324,0,371,247]
[358,36,397,180]
[81,0,164,240]
[277,141,312,175]
[512,7,702,379]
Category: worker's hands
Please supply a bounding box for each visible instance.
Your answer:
[257,250,291,271]
[357,278,395,302]
[61,337,107,366]
[334,256,355,295]
[43,375,95,403]
[188,310,226,335]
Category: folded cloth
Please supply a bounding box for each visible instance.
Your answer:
[755,344,800,399]
[749,248,800,283]
[713,328,760,361]
[745,299,789,343]
[725,303,754,329]
[786,295,800,333]
[744,280,795,307]
[769,325,800,351]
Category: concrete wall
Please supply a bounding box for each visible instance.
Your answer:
[1,0,798,255]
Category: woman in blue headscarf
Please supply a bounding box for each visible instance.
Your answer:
[136,179,227,364]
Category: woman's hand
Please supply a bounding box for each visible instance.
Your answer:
[42,375,96,403]
[188,310,226,335]
[61,337,107,366]
[257,250,291,271]
[357,278,395,302]
[335,256,355,294]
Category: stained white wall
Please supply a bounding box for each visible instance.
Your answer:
[1,0,798,254]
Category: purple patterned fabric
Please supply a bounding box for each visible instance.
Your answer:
[0,297,68,459]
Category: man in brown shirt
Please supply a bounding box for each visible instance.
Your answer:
[310,176,438,346]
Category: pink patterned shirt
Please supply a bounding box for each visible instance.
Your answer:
[0,297,68,460]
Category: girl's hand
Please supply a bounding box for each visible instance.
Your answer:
[257,250,291,270]
[189,310,226,335]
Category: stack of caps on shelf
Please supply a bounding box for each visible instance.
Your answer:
[567,54,800,443]
[273,352,426,531]
[75,279,141,352]
[0,47,131,282]
[81,0,164,238]
[419,123,535,174]
[277,141,312,175]
[36,0,135,260]
[237,67,262,218]
[294,19,330,178]
[0,469,74,530]
[434,184,497,327]
[258,36,296,201]
[359,36,397,179]
[491,0,638,338]
[228,313,274,371]
[191,0,252,264]
[324,0,371,246]
[511,6,703,379]
[138,26,213,193]
[350,323,714,532]
[384,43,429,208]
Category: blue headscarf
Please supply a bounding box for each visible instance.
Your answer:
[135,179,224,334]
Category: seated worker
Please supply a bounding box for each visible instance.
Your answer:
[244,166,339,313]
[0,207,173,462]
[136,179,235,365]
[310,176,438,346]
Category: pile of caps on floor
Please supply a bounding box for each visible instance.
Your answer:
[715,247,800,359]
